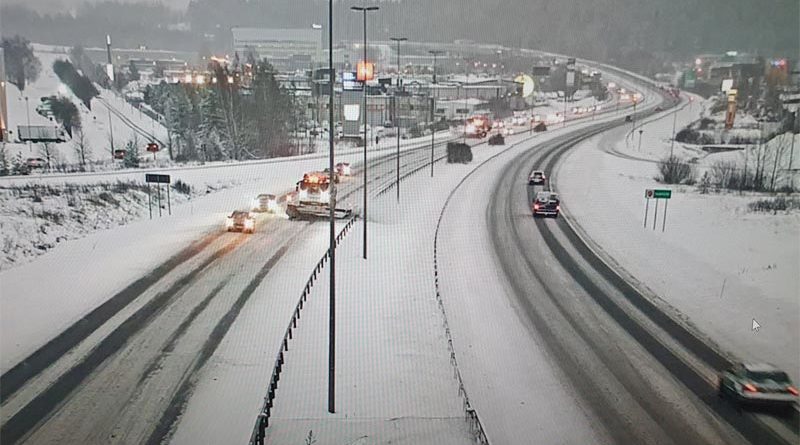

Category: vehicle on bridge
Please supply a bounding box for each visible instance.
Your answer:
[226,211,256,233]
[532,191,560,218]
[718,362,798,410]
[286,171,352,219]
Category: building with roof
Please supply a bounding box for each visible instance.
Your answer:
[232,27,323,71]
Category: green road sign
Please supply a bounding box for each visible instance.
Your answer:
[645,189,672,199]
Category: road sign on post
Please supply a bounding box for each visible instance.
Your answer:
[146,174,172,217]
[145,174,170,184]
[644,189,672,231]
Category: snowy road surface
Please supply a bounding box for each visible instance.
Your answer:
[0,136,467,444]
[0,70,714,445]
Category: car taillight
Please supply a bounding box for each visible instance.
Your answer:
[743,383,759,392]
[788,386,799,395]
[533,203,540,210]
[556,205,561,211]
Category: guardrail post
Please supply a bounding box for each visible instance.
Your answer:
[283,338,288,352]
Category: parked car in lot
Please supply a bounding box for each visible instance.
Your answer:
[225,211,256,233]
[532,191,560,218]
[718,362,798,410]
[251,194,278,213]
[528,170,547,185]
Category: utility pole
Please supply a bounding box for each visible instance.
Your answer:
[429,50,444,178]
[327,0,336,415]
[670,107,678,158]
[24,96,31,152]
[391,37,407,202]
[638,129,644,152]
[789,112,796,190]
[108,106,115,159]
[351,4,379,260]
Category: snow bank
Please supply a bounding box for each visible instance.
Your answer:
[557,120,800,383]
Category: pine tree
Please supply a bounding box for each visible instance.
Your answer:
[198,89,227,160]
[123,140,140,168]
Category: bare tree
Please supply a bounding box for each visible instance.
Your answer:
[73,127,91,167]
[770,134,790,191]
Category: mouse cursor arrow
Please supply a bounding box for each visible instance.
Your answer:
[752,318,761,332]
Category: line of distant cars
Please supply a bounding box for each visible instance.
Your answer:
[527,170,560,218]
[224,162,352,233]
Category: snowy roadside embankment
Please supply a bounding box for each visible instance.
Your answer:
[0,179,232,270]
[0,130,456,372]
[556,120,800,383]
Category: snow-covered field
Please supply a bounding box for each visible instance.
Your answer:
[611,94,799,190]
[557,109,800,383]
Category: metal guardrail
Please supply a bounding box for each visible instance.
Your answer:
[249,215,357,445]
[433,205,491,445]
[246,68,661,444]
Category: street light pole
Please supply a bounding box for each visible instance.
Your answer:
[24,97,31,152]
[327,0,336,415]
[670,107,678,158]
[391,37,407,202]
[789,112,796,190]
[351,4,379,260]
[429,50,444,177]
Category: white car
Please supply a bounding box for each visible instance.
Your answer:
[528,170,547,185]
[251,194,278,213]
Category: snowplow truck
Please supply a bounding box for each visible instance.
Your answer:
[286,171,352,220]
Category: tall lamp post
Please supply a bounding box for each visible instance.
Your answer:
[327,0,336,415]
[390,36,407,202]
[23,96,31,152]
[351,4,379,260]
[429,50,444,177]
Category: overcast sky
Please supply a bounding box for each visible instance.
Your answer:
[4,0,189,13]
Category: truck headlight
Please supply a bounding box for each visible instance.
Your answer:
[320,190,330,202]
[245,219,255,229]
[225,219,234,228]
[299,190,308,200]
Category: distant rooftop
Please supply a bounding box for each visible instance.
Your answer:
[231,27,322,45]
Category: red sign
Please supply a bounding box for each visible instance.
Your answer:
[356,61,374,82]
[146,142,160,153]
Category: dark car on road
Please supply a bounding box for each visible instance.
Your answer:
[488,133,505,145]
[225,211,256,233]
[532,191,560,218]
[718,362,798,410]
